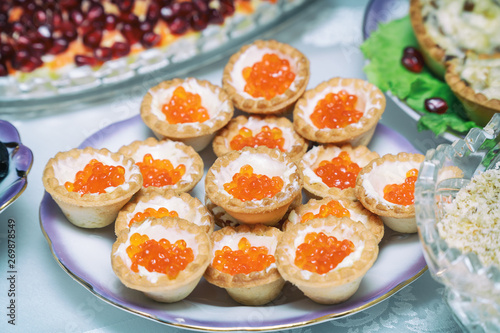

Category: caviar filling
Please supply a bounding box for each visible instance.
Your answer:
[300,200,350,224]
[294,232,354,274]
[223,164,284,201]
[383,168,418,206]
[128,208,179,227]
[126,233,194,279]
[161,86,210,124]
[229,126,285,151]
[310,90,363,129]
[64,159,125,195]
[314,151,361,190]
[212,237,275,275]
[242,53,296,100]
[136,153,185,188]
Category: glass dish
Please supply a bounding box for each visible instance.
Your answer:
[0,120,34,213]
[415,114,500,332]
[40,114,426,331]
[0,0,314,116]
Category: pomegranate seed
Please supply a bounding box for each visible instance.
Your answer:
[425,98,448,114]
[111,41,131,58]
[104,14,118,30]
[209,9,224,24]
[94,47,113,61]
[60,0,80,10]
[12,22,25,34]
[168,17,189,35]
[160,6,175,23]
[220,0,235,16]
[87,3,105,22]
[0,63,7,77]
[177,2,195,16]
[119,12,139,24]
[52,11,64,29]
[70,9,84,25]
[75,54,98,67]
[401,47,424,73]
[117,0,135,13]
[139,21,153,33]
[60,22,78,41]
[121,23,141,43]
[33,9,48,27]
[48,38,69,55]
[0,43,15,61]
[147,2,160,23]
[193,0,209,13]
[141,31,161,48]
[83,29,103,49]
[20,55,43,72]
[16,36,31,49]
[191,12,208,31]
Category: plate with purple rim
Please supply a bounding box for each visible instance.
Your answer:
[0,120,33,214]
[362,0,462,143]
[39,114,426,331]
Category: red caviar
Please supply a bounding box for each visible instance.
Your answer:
[314,151,361,189]
[229,126,285,151]
[126,233,194,279]
[242,53,295,100]
[300,200,350,224]
[383,168,418,205]
[295,232,354,274]
[136,154,185,188]
[310,90,363,129]
[212,237,275,275]
[162,86,210,124]
[65,159,125,195]
[223,164,284,201]
[128,208,179,227]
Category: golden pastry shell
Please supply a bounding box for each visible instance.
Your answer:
[355,152,425,218]
[212,115,309,161]
[115,189,214,236]
[118,137,204,194]
[140,77,234,138]
[293,77,385,145]
[283,197,384,243]
[445,55,500,127]
[111,216,212,293]
[222,39,310,115]
[299,144,379,201]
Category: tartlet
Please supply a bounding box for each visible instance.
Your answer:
[222,39,310,115]
[445,54,500,126]
[205,146,303,226]
[204,224,284,305]
[275,216,379,304]
[140,77,234,151]
[355,152,425,233]
[409,0,500,77]
[299,144,379,201]
[111,216,212,303]
[115,189,214,235]
[118,137,203,194]
[293,77,385,146]
[284,197,384,243]
[42,147,142,228]
[212,115,309,161]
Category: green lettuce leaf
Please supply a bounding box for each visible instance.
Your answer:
[361,16,477,136]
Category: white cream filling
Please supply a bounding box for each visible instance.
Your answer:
[360,160,421,207]
[213,151,299,202]
[114,219,199,283]
[148,78,231,128]
[52,152,140,194]
[289,224,365,279]
[127,196,208,227]
[225,116,296,151]
[228,45,300,100]
[129,141,195,186]
[422,0,500,57]
[213,233,278,273]
[288,203,369,226]
[458,57,500,100]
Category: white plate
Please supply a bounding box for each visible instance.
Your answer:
[40,114,426,331]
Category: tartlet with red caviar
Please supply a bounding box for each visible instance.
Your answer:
[140,77,234,151]
[222,39,310,115]
[42,147,142,228]
[276,216,379,304]
[115,189,214,235]
[284,197,384,243]
[293,77,385,146]
[111,216,212,303]
[299,144,379,201]
[355,152,425,233]
[118,137,203,194]
[212,115,308,161]
[205,146,303,226]
[204,224,284,305]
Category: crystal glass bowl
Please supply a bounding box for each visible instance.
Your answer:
[415,113,500,332]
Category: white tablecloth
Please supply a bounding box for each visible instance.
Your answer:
[0,1,464,332]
